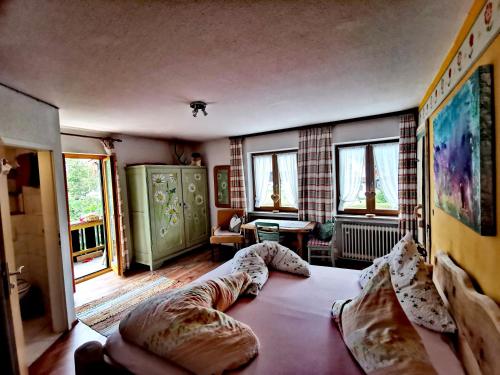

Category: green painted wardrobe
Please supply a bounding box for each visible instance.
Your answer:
[126,165,210,270]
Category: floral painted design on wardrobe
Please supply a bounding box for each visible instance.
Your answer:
[152,173,180,237]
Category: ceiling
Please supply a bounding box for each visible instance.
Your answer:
[0,0,471,141]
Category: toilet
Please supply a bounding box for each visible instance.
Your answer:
[17,277,31,299]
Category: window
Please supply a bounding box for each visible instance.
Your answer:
[252,151,298,212]
[335,140,398,215]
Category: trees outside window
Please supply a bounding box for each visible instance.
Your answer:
[65,158,104,222]
[335,140,398,216]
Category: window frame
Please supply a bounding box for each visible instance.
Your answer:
[335,139,399,216]
[251,150,298,213]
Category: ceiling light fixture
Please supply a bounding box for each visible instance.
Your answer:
[190,101,208,117]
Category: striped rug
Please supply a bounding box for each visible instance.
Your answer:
[76,274,178,336]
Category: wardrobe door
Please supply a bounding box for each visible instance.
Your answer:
[147,167,185,260]
[182,168,209,247]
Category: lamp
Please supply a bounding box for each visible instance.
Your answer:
[190,101,208,117]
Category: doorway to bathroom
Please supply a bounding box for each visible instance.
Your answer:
[1,146,63,368]
[63,154,120,283]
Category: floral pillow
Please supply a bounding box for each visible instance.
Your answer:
[231,241,311,296]
[395,261,456,333]
[358,232,415,289]
[332,264,438,374]
[119,272,259,375]
[358,232,456,333]
[229,214,242,233]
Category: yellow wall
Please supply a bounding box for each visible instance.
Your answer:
[429,35,500,303]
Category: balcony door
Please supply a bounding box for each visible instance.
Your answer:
[63,154,122,283]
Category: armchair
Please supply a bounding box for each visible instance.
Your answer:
[210,209,245,259]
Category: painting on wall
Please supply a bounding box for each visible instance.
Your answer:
[433,65,495,236]
[214,165,231,208]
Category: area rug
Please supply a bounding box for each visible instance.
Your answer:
[76,274,179,336]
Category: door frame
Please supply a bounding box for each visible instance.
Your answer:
[0,136,74,338]
[63,153,122,282]
[0,198,20,375]
[103,156,122,276]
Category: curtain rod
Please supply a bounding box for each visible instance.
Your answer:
[60,132,122,142]
[229,107,418,139]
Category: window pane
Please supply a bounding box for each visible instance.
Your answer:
[338,146,366,210]
[277,152,298,208]
[253,155,273,207]
[373,143,399,210]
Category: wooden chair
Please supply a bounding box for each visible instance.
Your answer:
[307,238,335,266]
[255,222,284,243]
[210,209,245,259]
[307,222,335,266]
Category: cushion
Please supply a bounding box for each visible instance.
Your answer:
[229,214,242,233]
[231,241,310,296]
[214,228,243,237]
[317,220,334,241]
[332,264,438,375]
[119,272,259,375]
[307,238,331,248]
[358,232,456,333]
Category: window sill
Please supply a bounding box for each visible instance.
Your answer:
[248,211,299,220]
[334,214,398,223]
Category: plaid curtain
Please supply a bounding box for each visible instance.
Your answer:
[112,156,129,271]
[230,137,247,211]
[298,127,333,222]
[398,113,418,237]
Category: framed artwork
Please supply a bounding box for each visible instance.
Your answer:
[433,65,495,235]
[214,165,231,208]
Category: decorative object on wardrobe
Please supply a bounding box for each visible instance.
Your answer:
[433,65,495,236]
[126,165,210,270]
[190,101,208,117]
[190,152,202,166]
[214,165,231,208]
[174,143,189,165]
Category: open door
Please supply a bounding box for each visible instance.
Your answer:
[102,156,122,276]
[63,153,123,282]
[0,160,26,375]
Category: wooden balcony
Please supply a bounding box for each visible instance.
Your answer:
[70,219,106,259]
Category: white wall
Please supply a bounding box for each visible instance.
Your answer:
[0,84,73,331]
[201,116,400,225]
[200,138,231,226]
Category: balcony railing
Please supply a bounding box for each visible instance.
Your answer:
[70,219,106,259]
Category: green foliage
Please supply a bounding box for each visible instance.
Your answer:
[65,158,103,222]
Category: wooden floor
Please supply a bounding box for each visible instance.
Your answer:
[29,246,225,375]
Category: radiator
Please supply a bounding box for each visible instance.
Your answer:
[336,221,399,261]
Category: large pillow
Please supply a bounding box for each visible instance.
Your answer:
[358,233,456,333]
[231,241,310,296]
[358,232,415,289]
[332,264,438,375]
[119,272,259,375]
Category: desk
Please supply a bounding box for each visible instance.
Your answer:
[241,219,316,258]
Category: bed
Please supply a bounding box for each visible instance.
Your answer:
[74,252,500,375]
